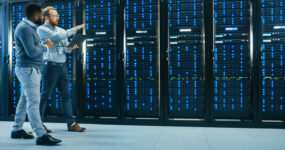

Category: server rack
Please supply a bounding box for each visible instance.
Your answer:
[42,0,78,117]
[0,2,4,118]
[124,0,160,118]
[82,0,119,117]
[1,1,9,120]
[212,0,254,120]
[167,0,207,119]
[259,0,285,125]
[8,2,29,115]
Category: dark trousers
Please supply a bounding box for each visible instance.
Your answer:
[40,62,75,126]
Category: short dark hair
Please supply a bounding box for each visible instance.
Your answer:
[25,2,42,18]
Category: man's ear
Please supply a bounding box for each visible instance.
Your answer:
[34,14,39,20]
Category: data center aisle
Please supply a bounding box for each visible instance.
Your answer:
[0,121,284,150]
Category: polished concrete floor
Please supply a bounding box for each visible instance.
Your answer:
[0,121,284,150]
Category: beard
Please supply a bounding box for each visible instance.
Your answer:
[35,18,43,26]
[49,18,58,26]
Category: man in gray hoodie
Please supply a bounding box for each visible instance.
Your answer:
[10,2,61,146]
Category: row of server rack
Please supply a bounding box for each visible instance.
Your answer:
[0,0,285,126]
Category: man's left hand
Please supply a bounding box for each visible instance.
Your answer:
[67,44,79,50]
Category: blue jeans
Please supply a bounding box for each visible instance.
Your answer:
[40,63,75,126]
[13,67,46,138]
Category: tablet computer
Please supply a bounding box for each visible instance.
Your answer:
[56,34,87,47]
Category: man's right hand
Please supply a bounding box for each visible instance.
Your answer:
[75,24,85,31]
[44,39,53,48]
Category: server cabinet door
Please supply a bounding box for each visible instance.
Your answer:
[83,0,119,116]
[168,0,206,118]
[260,0,285,119]
[212,0,253,118]
[124,0,160,117]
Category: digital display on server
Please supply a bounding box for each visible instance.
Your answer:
[8,3,25,114]
[84,0,118,115]
[213,0,251,117]
[168,0,205,117]
[261,0,285,114]
[125,0,160,117]
[46,1,75,114]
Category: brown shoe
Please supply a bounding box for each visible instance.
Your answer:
[43,125,52,133]
[68,123,86,132]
